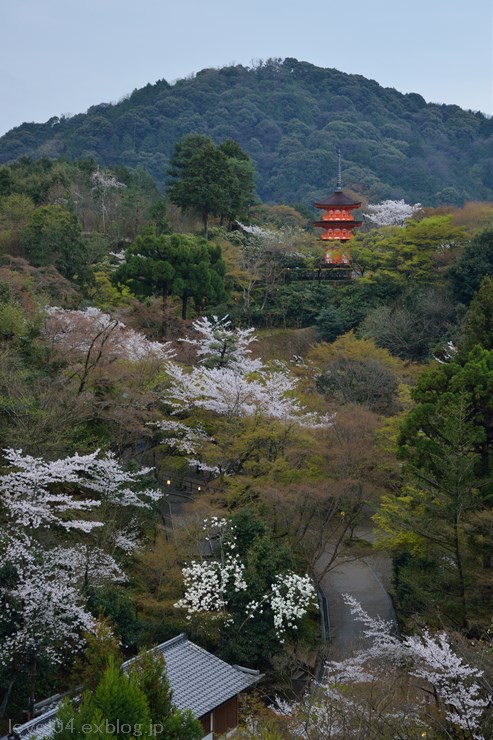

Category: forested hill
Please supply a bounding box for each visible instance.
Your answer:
[1,57,492,206]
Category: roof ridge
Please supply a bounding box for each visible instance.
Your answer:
[232,664,261,676]
[156,633,187,650]
[121,633,187,669]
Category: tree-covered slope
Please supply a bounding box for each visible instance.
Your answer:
[1,58,492,206]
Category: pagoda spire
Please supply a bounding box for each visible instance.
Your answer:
[335,148,342,192]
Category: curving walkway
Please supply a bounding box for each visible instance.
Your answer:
[315,524,397,660]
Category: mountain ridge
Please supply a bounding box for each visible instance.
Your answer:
[1,58,492,206]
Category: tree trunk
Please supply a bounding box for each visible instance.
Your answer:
[480,441,489,477]
[162,289,169,338]
[181,293,188,321]
[28,654,37,719]
[453,517,468,629]
[203,212,209,240]
[0,676,16,719]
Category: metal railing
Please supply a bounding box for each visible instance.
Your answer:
[316,585,331,683]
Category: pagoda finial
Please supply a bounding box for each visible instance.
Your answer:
[335,148,342,192]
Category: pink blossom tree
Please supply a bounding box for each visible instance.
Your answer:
[43,306,174,394]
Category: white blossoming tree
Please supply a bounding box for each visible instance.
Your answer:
[272,595,492,739]
[0,447,161,535]
[44,306,174,394]
[174,516,317,649]
[364,199,422,227]
[156,316,332,479]
[91,169,126,233]
[180,315,259,370]
[164,363,328,425]
[0,551,95,714]
[231,222,309,312]
[0,447,162,713]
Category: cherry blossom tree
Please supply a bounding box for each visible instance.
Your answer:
[433,339,458,364]
[0,447,162,713]
[0,447,161,536]
[180,315,259,369]
[44,306,174,394]
[163,362,328,425]
[91,169,126,233]
[157,318,332,476]
[231,224,306,315]
[273,595,492,739]
[0,553,95,713]
[48,544,127,588]
[363,199,422,227]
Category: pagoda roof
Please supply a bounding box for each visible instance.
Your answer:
[314,190,361,208]
[314,219,362,228]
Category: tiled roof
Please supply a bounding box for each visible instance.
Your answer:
[314,190,361,208]
[137,634,261,717]
[8,635,261,738]
[7,707,58,739]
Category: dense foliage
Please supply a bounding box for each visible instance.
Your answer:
[56,652,202,739]
[1,59,493,205]
[1,151,493,737]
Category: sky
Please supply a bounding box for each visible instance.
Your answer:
[1,0,492,137]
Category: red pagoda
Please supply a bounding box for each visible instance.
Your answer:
[314,151,362,274]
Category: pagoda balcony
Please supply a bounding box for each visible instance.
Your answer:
[314,219,362,229]
[319,211,353,221]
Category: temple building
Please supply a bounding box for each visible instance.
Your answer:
[314,151,362,275]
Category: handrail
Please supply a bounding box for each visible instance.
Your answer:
[316,585,331,683]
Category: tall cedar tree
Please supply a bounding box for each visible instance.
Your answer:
[167,134,255,238]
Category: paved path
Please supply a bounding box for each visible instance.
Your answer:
[159,473,206,528]
[315,524,397,660]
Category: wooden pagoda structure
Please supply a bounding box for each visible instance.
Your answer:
[314,151,362,277]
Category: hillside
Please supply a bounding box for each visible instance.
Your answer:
[1,58,492,206]
[1,146,493,733]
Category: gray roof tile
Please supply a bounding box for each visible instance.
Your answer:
[9,635,262,738]
[154,634,261,717]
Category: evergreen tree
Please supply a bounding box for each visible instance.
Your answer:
[127,651,201,739]
[375,350,493,627]
[57,653,202,739]
[57,657,150,739]
[218,139,256,222]
[21,204,90,284]
[112,228,178,330]
[450,229,493,305]
[168,134,255,238]
[461,275,493,352]
[112,230,227,325]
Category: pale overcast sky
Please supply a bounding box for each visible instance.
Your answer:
[1,0,492,136]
